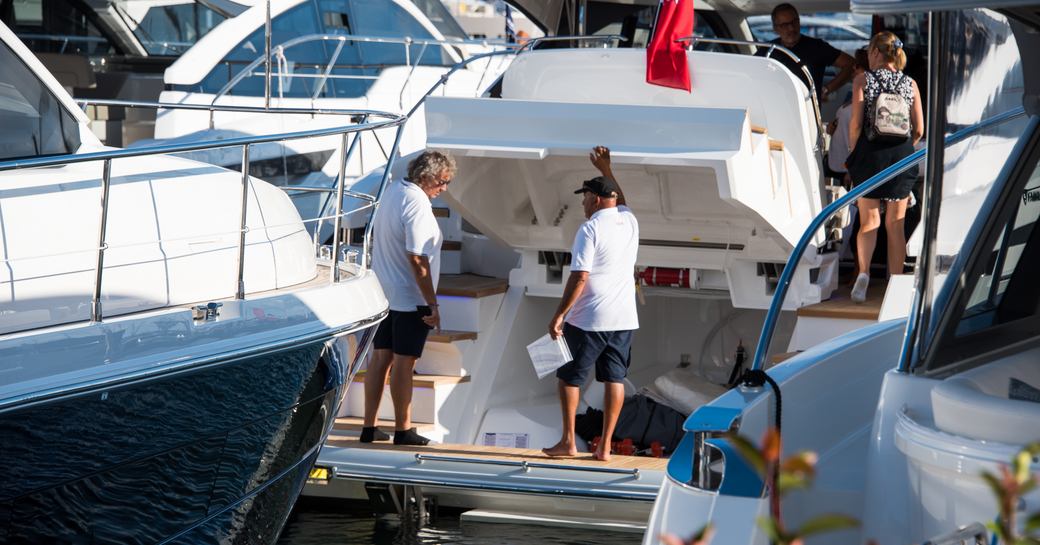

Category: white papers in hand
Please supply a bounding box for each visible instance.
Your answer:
[526,334,573,379]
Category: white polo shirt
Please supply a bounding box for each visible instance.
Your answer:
[371,179,442,312]
[566,205,639,331]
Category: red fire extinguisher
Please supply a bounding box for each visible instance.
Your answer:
[639,267,696,288]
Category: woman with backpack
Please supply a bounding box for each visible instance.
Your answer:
[846,31,925,303]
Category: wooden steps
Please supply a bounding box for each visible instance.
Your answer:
[437,274,508,298]
[324,436,670,471]
[442,240,463,251]
[428,329,477,343]
[332,417,435,434]
[433,206,451,218]
[797,283,885,321]
[352,371,471,388]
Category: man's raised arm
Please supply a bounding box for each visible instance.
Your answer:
[589,146,626,206]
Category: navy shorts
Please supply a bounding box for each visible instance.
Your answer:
[556,323,633,385]
[373,308,432,358]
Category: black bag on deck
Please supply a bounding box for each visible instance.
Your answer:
[574,394,687,454]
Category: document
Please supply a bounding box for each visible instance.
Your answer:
[526,333,573,379]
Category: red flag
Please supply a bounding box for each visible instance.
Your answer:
[645,0,694,92]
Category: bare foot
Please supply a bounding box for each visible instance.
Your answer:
[593,447,612,462]
[542,440,578,458]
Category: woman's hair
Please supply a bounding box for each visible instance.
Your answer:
[406,151,457,184]
[853,48,869,71]
[869,31,907,71]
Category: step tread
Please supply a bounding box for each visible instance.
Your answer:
[433,207,451,218]
[428,329,478,343]
[332,417,436,433]
[353,371,471,387]
[797,284,885,320]
[442,240,463,251]
[437,274,508,298]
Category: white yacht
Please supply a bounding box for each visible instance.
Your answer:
[643,3,1039,545]
[299,0,924,531]
[0,19,397,541]
[150,0,515,237]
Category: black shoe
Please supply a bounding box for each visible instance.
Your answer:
[360,426,390,443]
[393,427,431,446]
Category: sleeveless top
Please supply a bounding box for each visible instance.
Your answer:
[864,69,915,130]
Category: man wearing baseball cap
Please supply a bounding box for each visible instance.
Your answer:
[544,146,639,462]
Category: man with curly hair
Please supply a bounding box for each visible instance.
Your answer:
[362,150,456,446]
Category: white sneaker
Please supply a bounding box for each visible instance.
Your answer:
[851,273,869,303]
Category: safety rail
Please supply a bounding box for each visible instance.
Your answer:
[517,34,627,52]
[2,101,406,325]
[211,33,517,111]
[749,106,1027,373]
[677,36,825,150]
[414,453,640,476]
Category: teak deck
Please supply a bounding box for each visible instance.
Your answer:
[437,274,508,298]
[796,284,886,321]
[325,435,670,471]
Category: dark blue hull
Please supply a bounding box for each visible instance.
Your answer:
[0,326,376,544]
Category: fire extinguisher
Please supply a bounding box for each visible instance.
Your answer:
[638,267,696,288]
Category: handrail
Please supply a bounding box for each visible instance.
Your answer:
[677,36,824,151]
[518,34,627,52]
[749,106,1027,373]
[212,33,515,109]
[414,453,640,476]
[3,100,405,325]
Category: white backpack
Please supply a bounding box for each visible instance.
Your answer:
[867,71,912,142]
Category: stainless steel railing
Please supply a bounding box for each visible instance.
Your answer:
[748,106,1027,373]
[210,33,516,112]
[2,102,405,325]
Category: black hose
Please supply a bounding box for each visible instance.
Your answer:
[741,368,783,525]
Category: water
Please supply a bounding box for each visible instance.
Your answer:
[278,499,644,545]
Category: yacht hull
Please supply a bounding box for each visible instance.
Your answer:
[0,325,378,544]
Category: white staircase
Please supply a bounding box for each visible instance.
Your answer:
[339,273,509,442]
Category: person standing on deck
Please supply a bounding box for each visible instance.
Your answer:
[361,151,455,446]
[757,3,855,102]
[544,146,639,463]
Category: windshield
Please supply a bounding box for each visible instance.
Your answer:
[407,0,468,40]
[115,1,228,55]
[0,39,81,160]
[912,9,1031,373]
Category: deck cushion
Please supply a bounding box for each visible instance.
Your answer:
[932,356,1040,443]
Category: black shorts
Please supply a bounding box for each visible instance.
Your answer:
[556,323,633,385]
[373,308,432,358]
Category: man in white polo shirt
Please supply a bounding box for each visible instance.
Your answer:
[362,151,455,446]
[544,146,639,462]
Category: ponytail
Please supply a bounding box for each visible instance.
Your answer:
[869,31,907,71]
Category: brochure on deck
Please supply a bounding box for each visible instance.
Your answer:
[526,334,573,379]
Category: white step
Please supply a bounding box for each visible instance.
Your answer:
[343,372,471,425]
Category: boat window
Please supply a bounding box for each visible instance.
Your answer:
[121,1,227,55]
[0,39,81,160]
[196,0,448,98]
[197,1,324,96]
[953,160,1040,338]
[405,0,468,40]
[1,0,119,56]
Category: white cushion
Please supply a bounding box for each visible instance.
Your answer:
[932,356,1040,443]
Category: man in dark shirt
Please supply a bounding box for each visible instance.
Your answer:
[757,3,855,101]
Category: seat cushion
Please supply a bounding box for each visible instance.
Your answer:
[932,357,1040,443]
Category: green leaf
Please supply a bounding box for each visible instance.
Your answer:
[795,514,860,537]
[725,433,767,478]
[981,471,1007,503]
[777,473,811,494]
[756,515,783,544]
[1025,512,1040,534]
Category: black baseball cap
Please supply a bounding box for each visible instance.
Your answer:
[574,176,620,198]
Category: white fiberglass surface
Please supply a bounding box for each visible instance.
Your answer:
[0,155,316,335]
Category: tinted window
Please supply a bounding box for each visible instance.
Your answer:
[130,3,226,55]
[955,162,1040,337]
[406,0,467,40]
[0,39,81,160]
[199,0,447,98]
[3,0,117,56]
